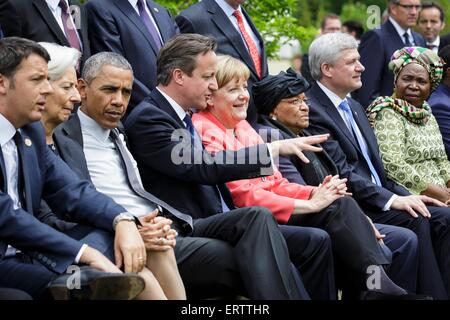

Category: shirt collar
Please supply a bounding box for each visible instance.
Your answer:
[428,36,440,47]
[128,0,139,9]
[215,0,242,18]
[0,113,16,147]
[156,87,189,125]
[46,0,64,12]
[317,81,348,109]
[77,108,111,142]
[389,17,412,40]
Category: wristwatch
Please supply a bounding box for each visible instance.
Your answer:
[113,213,140,230]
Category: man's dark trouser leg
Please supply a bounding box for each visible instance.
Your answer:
[280,225,336,300]
[191,206,305,299]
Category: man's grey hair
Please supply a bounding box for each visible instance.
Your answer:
[82,52,133,83]
[38,42,80,81]
[309,32,359,81]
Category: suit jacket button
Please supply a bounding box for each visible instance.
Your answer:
[38,254,43,259]
[51,263,56,268]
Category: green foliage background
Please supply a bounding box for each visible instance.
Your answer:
[81,0,450,58]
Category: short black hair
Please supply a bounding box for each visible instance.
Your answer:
[0,37,50,79]
[438,45,450,80]
[420,2,445,23]
[343,20,364,40]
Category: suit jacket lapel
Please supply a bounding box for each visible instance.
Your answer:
[113,0,159,55]
[16,134,34,214]
[0,146,6,192]
[150,90,186,128]
[146,0,170,42]
[312,84,361,152]
[56,113,92,181]
[33,0,71,46]
[205,0,260,79]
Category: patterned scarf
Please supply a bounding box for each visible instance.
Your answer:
[366,96,431,127]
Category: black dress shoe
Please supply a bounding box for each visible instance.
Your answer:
[360,291,433,300]
[48,266,145,300]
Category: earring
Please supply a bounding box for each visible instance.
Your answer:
[271,115,277,121]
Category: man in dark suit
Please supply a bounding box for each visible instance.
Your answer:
[306,32,450,299]
[0,0,90,68]
[429,45,450,158]
[176,0,268,123]
[418,2,449,54]
[354,0,426,108]
[85,0,178,111]
[0,37,147,299]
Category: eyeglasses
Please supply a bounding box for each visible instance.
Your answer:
[396,3,421,11]
[280,97,310,107]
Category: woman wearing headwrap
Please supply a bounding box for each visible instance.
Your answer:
[192,55,424,300]
[253,68,338,186]
[367,47,450,204]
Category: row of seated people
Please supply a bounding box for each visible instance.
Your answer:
[1,33,450,300]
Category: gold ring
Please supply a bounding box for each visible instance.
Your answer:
[137,256,144,260]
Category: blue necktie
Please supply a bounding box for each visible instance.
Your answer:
[136,0,162,50]
[183,114,195,142]
[338,100,382,186]
[403,32,413,46]
[183,115,231,213]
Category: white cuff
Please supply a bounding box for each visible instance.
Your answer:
[74,244,88,264]
[382,194,398,211]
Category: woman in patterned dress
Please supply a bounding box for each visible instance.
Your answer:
[367,47,450,204]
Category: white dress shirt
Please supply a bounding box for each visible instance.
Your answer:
[128,0,163,43]
[316,81,397,210]
[78,109,156,217]
[46,0,83,48]
[215,0,261,55]
[389,17,416,46]
[426,36,440,54]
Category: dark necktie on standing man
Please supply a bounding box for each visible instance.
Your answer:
[58,0,82,52]
[109,129,193,232]
[136,0,162,51]
[403,32,413,47]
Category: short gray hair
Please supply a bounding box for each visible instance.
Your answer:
[82,52,133,83]
[308,32,359,81]
[38,42,80,81]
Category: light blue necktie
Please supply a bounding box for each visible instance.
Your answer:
[338,100,382,186]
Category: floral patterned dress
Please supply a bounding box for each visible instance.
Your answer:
[372,108,450,194]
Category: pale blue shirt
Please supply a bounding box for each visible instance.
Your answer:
[78,109,156,217]
[316,81,397,210]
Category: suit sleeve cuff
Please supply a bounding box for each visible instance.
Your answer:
[74,244,88,264]
[382,194,398,211]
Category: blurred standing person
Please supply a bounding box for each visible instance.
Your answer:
[355,0,426,108]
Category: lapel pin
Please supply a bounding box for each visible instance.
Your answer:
[24,138,32,147]
[153,7,159,13]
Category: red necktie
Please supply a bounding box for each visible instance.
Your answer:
[58,0,81,52]
[232,10,261,79]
